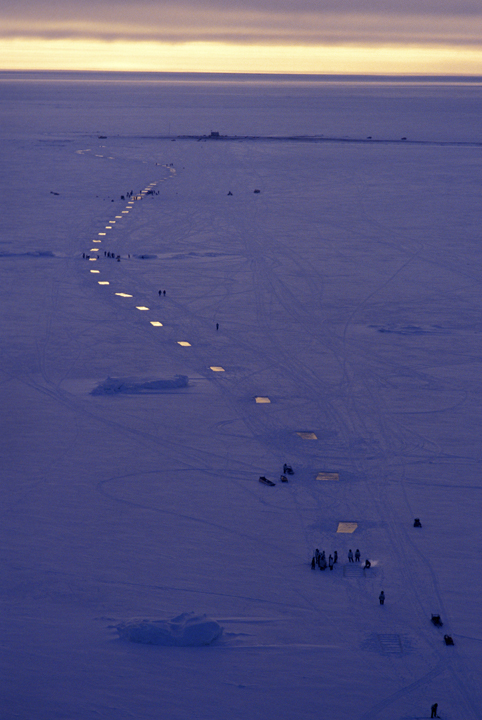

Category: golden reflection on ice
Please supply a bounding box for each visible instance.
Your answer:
[98,281,110,285]
[115,216,122,218]
[90,269,100,273]
[296,432,317,440]
[90,248,100,252]
[98,232,106,235]
[177,341,191,347]
[317,472,339,481]
[89,257,97,261]
[255,397,271,403]
[210,366,225,372]
[136,306,149,311]
[121,211,129,214]
[337,522,358,534]
[115,293,133,297]
[92,240,101,243]
[150,321,163,326]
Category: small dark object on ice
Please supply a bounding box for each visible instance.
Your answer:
[50,191,59,195]
[431,614,443,627]
[259,476,275,486]
[283,464,294,475]
[379,591,385,605]
[431,702,438,718]
[254,189,261,193]
[444,634,454,645]
[227,191,233,195]
[414,518,422,527]
[311,557,316,569]
[364,559,371,569]
[280,475,288,483]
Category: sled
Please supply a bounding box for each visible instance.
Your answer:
[431,614,443,627]
[444,634,454,645]
[280,475,288,483]
[259,476,275,486]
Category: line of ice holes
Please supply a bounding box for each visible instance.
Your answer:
[85,170,224,361]
[84,165,453,654]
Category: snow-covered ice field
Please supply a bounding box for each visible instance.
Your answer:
[1,71,482,719]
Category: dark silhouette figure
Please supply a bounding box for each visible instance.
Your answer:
[444,634,454,646]
[311,557,316,569]
[328,555,334,570]
[355,549,360,562]
[333,551,337,564]
[364,559,371,569]
[431,702,438,718]
[319,556,327,571]
[159,290,162,296]
[379,591,385,605]
[216,323,219,330]
[348,549,354,563]
[163,290,166,296]
[414,518,422,527]
[431,614,443,627]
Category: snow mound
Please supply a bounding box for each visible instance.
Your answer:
[116,613,223,646]
[91,375,189,395]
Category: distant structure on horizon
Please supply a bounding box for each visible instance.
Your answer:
[210,131,220,138]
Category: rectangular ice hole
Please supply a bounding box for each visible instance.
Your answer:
[210,366,225,372]
[89,258,97,261]
[98,232,106,236]
[177,341,191,347]
[115,216,122,218]
[150,321,163,327]
[136,306,149,311]
[90,270,100,273]
[337,522,358,534]
[317,472,339,481]
[255,397,271,403]
[92,240,101,243]
[121,211,129,213]
[90,249,100,252]
[98,281,110,285]
[296,432,317,440]
[115,293,133,297]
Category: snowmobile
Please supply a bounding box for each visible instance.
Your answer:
[431,614,443,627]
[283,464,294,475]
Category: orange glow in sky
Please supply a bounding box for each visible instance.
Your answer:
[1,37,482,75]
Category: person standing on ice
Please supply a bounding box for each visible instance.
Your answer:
[355,549,360,562]
[311,557,316,569]
[328,554,334,570]
[348,549,354,563]
[431,702,438,717]
[379,591,385,605]
[333,550,338,564]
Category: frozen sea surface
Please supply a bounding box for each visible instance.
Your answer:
[1,72,482,720]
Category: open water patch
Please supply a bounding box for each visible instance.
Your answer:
[91,375,189,395]
[116,613,223,646]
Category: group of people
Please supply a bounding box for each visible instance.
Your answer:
[311,548,372,572]
[311,548,337,570]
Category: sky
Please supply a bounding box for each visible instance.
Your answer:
[1,0,482,75]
